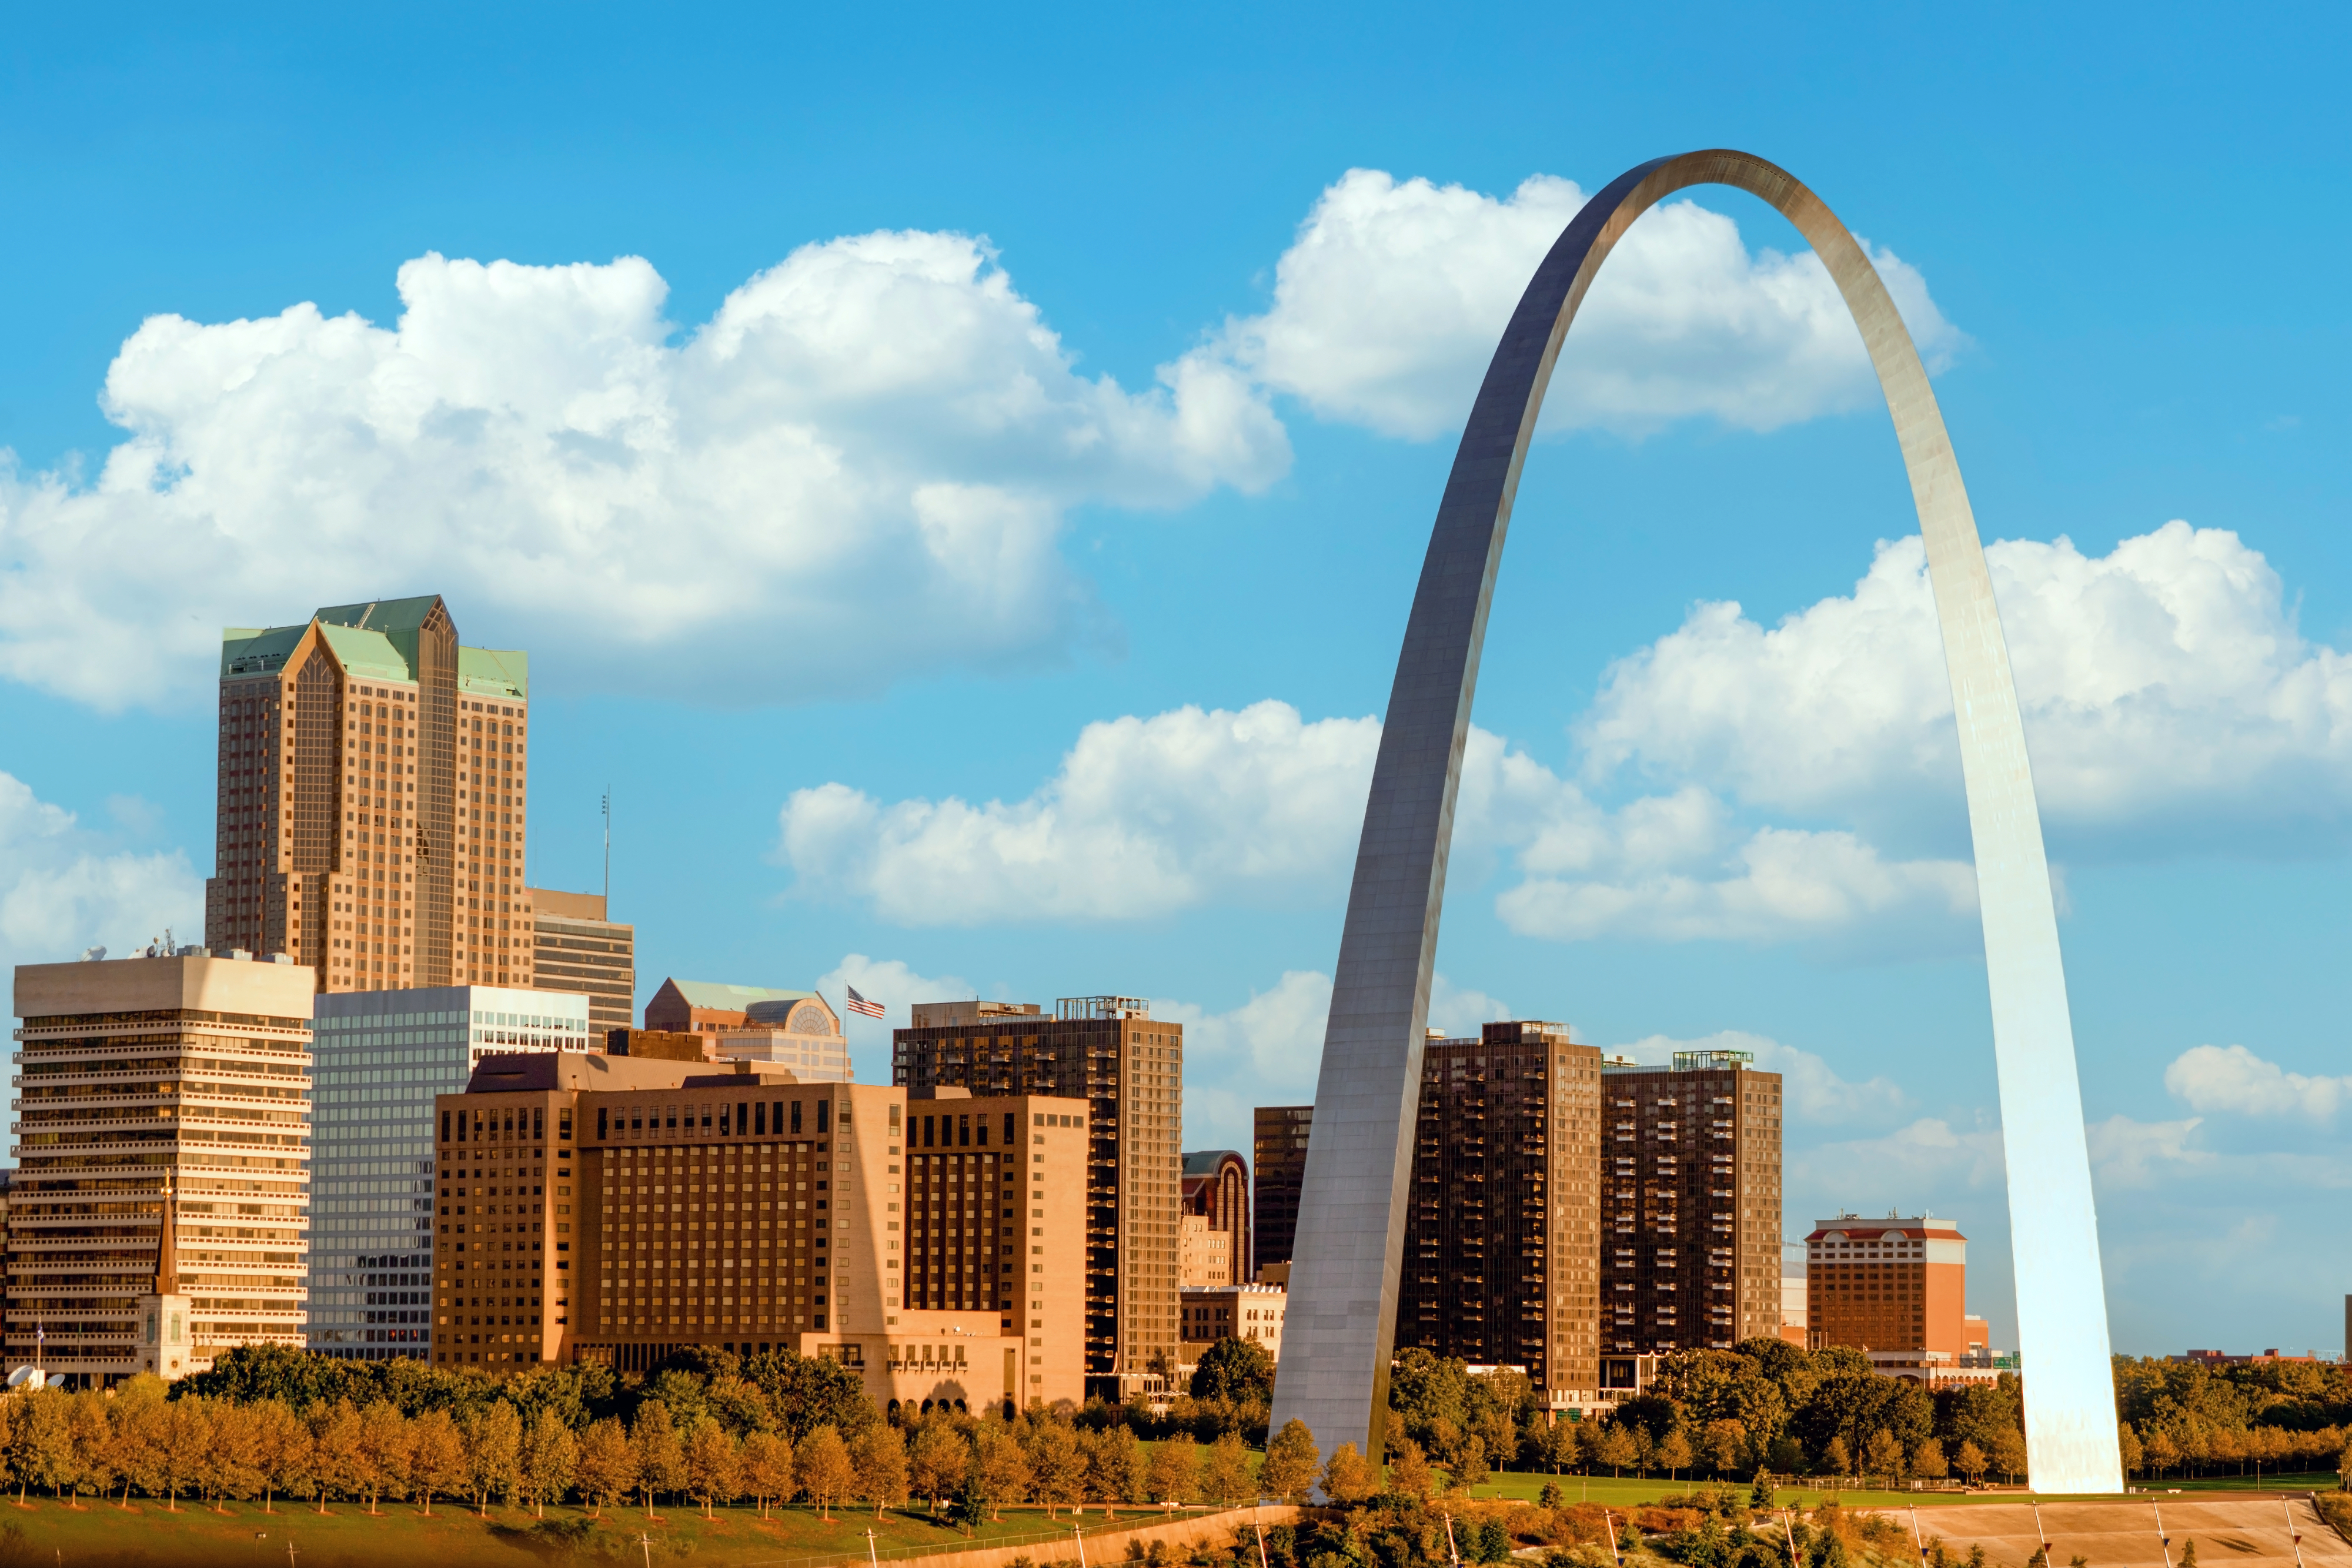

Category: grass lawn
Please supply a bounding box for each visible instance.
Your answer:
[1454,1471,2352,1510]
[0,1495,1213,1568]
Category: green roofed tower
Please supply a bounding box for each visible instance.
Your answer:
[211,595,537,995]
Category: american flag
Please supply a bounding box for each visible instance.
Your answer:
[844,984,886,1019]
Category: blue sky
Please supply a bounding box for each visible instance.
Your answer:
[5,2,2350,1358]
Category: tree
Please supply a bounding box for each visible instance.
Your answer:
[633,1402,686,1517]
[520,1407,579,1520]
[105,1390,165,1508]
[1452,1434,1492,1495]
[1388,1436,1435,1502]
[741,1429,797,1519]
[1988,1428,2028,1486]
[1655,1430,1695,1483]
[1913,1439,1949,1481]
[2140,1430,2180,1479]
[1191,1337,1277,1405]
[744,1349,879,1442]
[1085,1424,1148,1516]
[69,1390,118,1507]
[1319,1442,1377,1505]
[357,1402,412,1514]
[1702,1419,1751,1478]
[1147,1432,1197,1507]
[977,1424,1034,1520]
[1259,1418,1319,1505]
[908,1419,971,1514]
[2115,1427,2144,1480]
[407,1408,466,1516]
[1198,1430,1252,1508]
[573,1418,637,1517]
[158,1396,213,1510]
[1025,1420,1087,1518]
[250,1400,313,1514]
[311,1399,366,1513]
[1865,1429,1906,1489]
[18,1388,81,1502]
[1594,1424,1637,1478]
[1822,1435,1853,1482]
[851,1424,907,1518]
[685,1420,742,1519]
[462,1403,522,1517]
[1953,1440,1988,1487]
[797,1424,854,1521]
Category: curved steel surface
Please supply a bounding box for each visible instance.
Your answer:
[1267,149,2122,1493]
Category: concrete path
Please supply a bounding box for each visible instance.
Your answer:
[1885,1497,2349,1568]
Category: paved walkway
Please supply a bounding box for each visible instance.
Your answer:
[1883,1497,2348,1568]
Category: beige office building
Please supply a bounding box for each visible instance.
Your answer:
[526,890,636,1032]
[1180,1281,1287,1365]
[10,954,313,1386]
[209,595,536,994]
[430,1062,1085,1410]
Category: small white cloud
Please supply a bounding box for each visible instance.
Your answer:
[0,773,202,971]
[1789,1117,2009,1206]
[2163,1043,2352,1120]
[2086,1114,2211,1189]
[1613,1029,1909,1125]
[816,952,977,1084]
[1220,168,1963,441]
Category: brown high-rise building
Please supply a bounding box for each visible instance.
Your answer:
[1179,1149,1249,1287]
[894,996,1182,1401]
[527,890,636,1032]
[209,597,535,994]
[1599,1049,1784,1353]
[1401,1022,1603,1410]
[1252,1105,1312,1278]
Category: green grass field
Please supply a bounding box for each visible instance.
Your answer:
[0,1495,1214,1568]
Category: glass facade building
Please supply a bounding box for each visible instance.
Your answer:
[309,984,590,1359]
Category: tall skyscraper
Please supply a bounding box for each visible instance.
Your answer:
[308,986,592,1362]
[11,953,313,1387]
[526,890,636,1032]
[209,596,534,993]
[894,996,1182,1401]
[1252,1105,1312,1279]
[1804,1213,1967,1358]
[1179,1149,1249,1288]
[1399,1022,1602,1410]
[1599,1048,1784,1353]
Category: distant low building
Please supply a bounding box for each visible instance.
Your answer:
[1181,1281,1286,1366]
[1180,1150,1248,1287]
[642,980,851,1079]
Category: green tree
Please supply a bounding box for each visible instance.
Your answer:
[1147,1431,1197,1507]
[851,1423,907,1517]
[1595,1424,1637,1478]
[1822,1435,1852,1480]
[159,1396,213,1509]
[1913,1438,1949,1481]
[1260,1417,1319,1504]
[978,1423,1035,1519]
[1192,1336,1277,1405]
[632,1400,686,1516]
[69,1390,118,1507]
[1453,1433,1492,1495]
[1988,1428,2028,1486]
[1198,1430,1253,1507]
[744,1349,877,1442]
[796,1423,854,1521]
[462,1402,522,1517]
[1953,1439,1987,1486]
[908,1417,971,1513]
[519,1407,578,1519]
[407,1407,466,1516]
[1085,1423,1148,1514]
[1388,1436,1435,1502]
[573,1417,637,1517]
[250,1399,312,1514]
[356,1402,412,1514]
[685,1419,741,1519]
[1655,1429,1694,1483]
[1319,1441,1377,1505]
[1025,1419,1087,1518]
[1865,1429,1906,1488]
[740,1429,796,1518]
[310,1399,365,1513]
[1702,1419,1751,1477]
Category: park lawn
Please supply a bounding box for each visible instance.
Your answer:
[0,1494,1207,1568]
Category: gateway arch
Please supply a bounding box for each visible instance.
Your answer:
[1268,149,2123,1495]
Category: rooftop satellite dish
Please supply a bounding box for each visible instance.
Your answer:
[81,946,107,962]
[6,1367,44,1390]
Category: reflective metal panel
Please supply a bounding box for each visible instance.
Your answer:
[1268,149,2122,1495]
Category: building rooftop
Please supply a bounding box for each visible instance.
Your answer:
[463,1052,803,1094]
[662,981,817,1012]
[1182,1150,1245,1177]
[218,596,526,696]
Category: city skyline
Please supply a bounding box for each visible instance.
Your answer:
[5,5,2352,1363]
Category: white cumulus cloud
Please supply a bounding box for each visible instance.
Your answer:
[2164,1043,2352,1120]
[0,236,1289,712]
[778,699,1978,942]
[0,773,202,975]
[1582,521,2352,852]
[1219,168,1963,440]
[1612,1029,1910,1125]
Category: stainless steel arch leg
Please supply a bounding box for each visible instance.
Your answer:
[1266,149,2122,1495]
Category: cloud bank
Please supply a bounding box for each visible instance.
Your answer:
[0,773,201,974]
